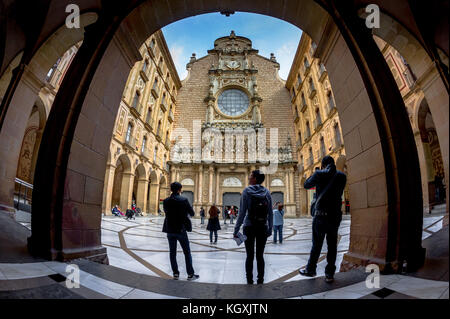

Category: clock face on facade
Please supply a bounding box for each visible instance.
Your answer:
[217,89,249,117]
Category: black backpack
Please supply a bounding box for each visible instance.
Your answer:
[248,194,269,226]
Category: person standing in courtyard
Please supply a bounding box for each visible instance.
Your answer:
[234,170,273,285]
[207,204,221,244]
[222,206,227,225]
[273,202,285,244]
[299,156,347,283]
[162,182,200,281]
[200,207,206,225]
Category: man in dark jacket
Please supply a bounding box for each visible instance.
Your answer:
[162,182,199,281]
[234,170,273,285]
[299,156,347,283]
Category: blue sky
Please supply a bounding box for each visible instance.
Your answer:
[162,12,303,81]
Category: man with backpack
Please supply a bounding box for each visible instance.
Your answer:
[234,170,273,285]
[299,156,347,283]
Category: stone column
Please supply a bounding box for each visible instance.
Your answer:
[208,166,214,204]
[198,165,203,204]
[149,182,160,215]
[102,164,116,215]
[215,168,220,205]
[120,172,134,211]
[136,178,148,215]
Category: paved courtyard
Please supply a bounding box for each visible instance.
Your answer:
[99,215,445,284]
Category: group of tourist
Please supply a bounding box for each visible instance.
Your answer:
[161,155,347,284]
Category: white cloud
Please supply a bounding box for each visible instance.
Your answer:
[169,44,188,80]
[275,41,298,80]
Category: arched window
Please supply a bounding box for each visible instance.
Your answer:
[301,93,307,107]
[157,120,162,136]
[297,132,302,147]
[305,121,311,138]
[126,123,133,143]
[153,146,158,163]
[320,136,326,158]
[146,107,152,124]
[334,123,342,148]
[327,92,335,112]
[152,77,159,91]
[309,77,315,92]
[132,90,140,109]
[304,58,310,69]
[309,147,314,166]
[141,136,147,153]
[315,108,322,127]
[142,59,148,73]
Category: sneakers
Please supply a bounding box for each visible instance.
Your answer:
[187,274,200,281]
[325,274,334,283]
[298,269,316,277]
[173,273,180,280]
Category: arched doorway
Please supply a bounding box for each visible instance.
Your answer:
[111,154,132,212]
[14,98,47,213]
[20,1,447,272]
[271,192,285,206]
[417,99,446,211]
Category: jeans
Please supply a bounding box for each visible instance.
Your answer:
[230,215,234,224]
[243,225,268,282]
[273,225,283,243]
[167,231,195,276]
[201,216,205,224]
[209,230,218,243]
[306,215,342,276]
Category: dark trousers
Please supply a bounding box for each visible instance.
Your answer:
[273,225,283,243]
[209,230,218,243]
[243,226,268,282]
[167,231,195,276]
[306,215,341,276]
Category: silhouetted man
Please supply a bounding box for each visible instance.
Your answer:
[234,170,273,284]
[299,156,347,283]
[162,182,199,281]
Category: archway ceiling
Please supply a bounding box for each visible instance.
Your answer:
[2,0,448,75]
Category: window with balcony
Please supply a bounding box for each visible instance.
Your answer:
[297,74,302,88]
[308,147,314,166]
[309,78,316,98]
[297,132,302,148]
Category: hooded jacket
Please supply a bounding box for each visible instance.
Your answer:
[234,184,273,236]
[304,164,347,216]
[162,193,195,233]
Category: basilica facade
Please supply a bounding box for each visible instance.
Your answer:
[171,32,300,217]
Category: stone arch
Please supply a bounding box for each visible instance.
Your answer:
[0,12,98,213]
[110,153,132,212]
[181,178,195,186]
[27,1,441,272]
[271,178,285,187]
[223,177,242,187]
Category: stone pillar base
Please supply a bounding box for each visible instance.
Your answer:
[0,205,16,220]
[28,236,109,265]
[284,203,297,217]
[340,252,399,274]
